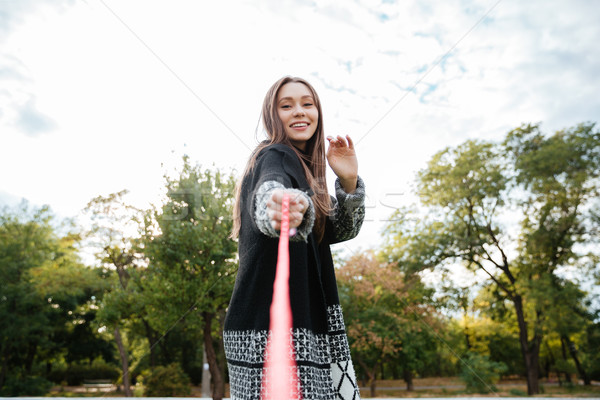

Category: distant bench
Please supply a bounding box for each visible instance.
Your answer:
[83,379,114,392]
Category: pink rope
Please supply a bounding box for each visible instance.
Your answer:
[262,193,301,399]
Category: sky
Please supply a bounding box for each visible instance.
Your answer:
[1,0,599,266]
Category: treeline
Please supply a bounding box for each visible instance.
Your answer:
[1,123,599,398]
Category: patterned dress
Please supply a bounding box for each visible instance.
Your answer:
[224,144,365,400]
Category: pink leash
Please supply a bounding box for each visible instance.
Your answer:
[262,194,300,399]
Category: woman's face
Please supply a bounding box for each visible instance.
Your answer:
[276,82,319,152]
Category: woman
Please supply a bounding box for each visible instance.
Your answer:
[224,76,365,400]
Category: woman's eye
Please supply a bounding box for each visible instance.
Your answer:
[281,105,291,109]
[304,103,313,107]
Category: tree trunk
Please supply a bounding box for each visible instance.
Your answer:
[564,335,591,385]
[370,377,376,398]
[218,313,227,395]
[464,314,472,351]
[201,345,212,398]
[403,368,414,391]
[357,358,377,398]
[514,295,541,395]
[524,348,541,395]
[203,312,224,400]
[114,326,132,397]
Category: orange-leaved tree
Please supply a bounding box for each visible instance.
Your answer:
[337,251,440,397]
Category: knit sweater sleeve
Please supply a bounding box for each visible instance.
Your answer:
[328,176,366,243]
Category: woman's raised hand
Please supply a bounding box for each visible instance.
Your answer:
[326,135,358,193]
[267,189,309,233]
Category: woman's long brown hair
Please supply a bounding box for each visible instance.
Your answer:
[231,76,331,242]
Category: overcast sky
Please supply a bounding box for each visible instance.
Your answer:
[1,0,599,259]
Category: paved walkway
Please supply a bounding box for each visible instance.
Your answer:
[6,397,600,400]
[369,381,600,390]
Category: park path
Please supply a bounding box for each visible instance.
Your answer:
[6,397,600,400]
[363,381,582,390]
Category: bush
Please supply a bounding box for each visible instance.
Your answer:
[143,363,191,397]
[459,352,508,393]
[0,374,53,396]
[509,388,528,396]
[185,363,204,385]
[47,361,120,385]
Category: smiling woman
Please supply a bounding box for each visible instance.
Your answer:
[224,76,366,400]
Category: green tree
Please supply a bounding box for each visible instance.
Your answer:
[84,190,148,397]
[503,122,599,388]
[138,158,237,400]
[0,204,56,391]
[384,122,600,394]
[0,203,106,394]
[30,238,114,370]
[582,322,600,380]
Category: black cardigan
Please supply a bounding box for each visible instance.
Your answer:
[223,143,362,400]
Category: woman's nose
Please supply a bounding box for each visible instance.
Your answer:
[293,105,305,116]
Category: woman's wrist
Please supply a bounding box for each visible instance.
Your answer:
[339,176,358,194]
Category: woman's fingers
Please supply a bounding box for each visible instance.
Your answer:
[327,135,354,149]
[267,208,282,225]
[292,195,308,213]
[270,189,284,205]
[270,190,307,212]
[327,136,341,147]
[268,190,307,231]
[346,134,354,149]
[269,212,303,231]
[271,190,300,205]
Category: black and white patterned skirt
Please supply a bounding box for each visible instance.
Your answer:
[224,305,361,400]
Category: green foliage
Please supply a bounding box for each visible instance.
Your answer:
[554,358,577,376]
[83,159,238,399]
[84,190,143,324]
[509,388,528,396]
[136,159,237,398]
[582,322,600,380]
[459,352,508,393]
[0,204,56,375]
[138,158,238,333]
[0,202,111,391]
[143,363,191,397]
[0,373,53,396]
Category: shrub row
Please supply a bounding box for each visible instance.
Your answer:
[47,363,121,386]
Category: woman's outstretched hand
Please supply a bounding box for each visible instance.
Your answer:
[267,189,308,234]
[327,135,358,193]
